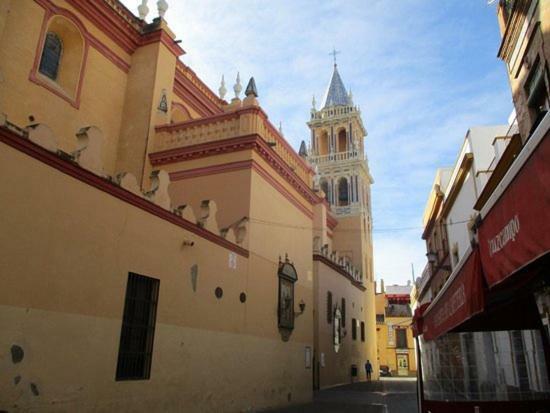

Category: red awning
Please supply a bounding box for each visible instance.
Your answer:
[478,130,550,288]
[412,302,430,337]
[421,249,485,340]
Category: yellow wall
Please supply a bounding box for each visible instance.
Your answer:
[0,137,313,412]
[375,294,417,376]
[313,261,378,388]
[0,1,129,175]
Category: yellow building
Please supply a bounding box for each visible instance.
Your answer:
[0,1,377,411]
[375,282,417,377]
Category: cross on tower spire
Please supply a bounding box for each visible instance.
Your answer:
[329,48,340,66]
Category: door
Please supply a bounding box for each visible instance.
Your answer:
[397,354,409,376]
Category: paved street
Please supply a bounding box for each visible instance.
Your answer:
[266,378,418,413]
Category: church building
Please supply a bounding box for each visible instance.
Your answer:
[0,1,376,411]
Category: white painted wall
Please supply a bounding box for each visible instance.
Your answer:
[444,125,510,268]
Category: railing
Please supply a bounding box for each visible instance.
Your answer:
[154,107,313,185]
[308,150,363,164]
[310,105,359,121]
[332,204,363,216]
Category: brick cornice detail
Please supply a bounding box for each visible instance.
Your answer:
[149,134,323,206]
[313,254,366,291]
[0,126,248,258]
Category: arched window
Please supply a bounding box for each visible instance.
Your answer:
[337,129,347,153]
[338,178,349,206]
[318,130,329,155]
[39,32,62,80]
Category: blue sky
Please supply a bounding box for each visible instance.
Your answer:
[122,0,513,286]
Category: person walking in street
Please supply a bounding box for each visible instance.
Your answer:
[365,360,373,381]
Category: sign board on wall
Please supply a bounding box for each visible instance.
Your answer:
[228,252,237,269]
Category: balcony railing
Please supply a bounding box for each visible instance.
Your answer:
[308,150,363,165]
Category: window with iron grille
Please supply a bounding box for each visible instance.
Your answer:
[116,273,160,381]
[352,318,357,340]
[39,32,62,80]
[360,321,365,342]
[396,328,407,349]
[327,291,333,324]
[341,298,346,327]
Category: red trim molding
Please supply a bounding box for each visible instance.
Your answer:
[313,254,366,291]
[173,68,223,117]
[169,159,314,220]
[0,126,249,258]
[64,0,142,54]
[170,160,253,180]
[149,134,322,207]
[34,0,131,74]
[326,214,338,230]
[139,29,185,57]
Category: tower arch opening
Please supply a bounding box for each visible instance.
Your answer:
[338,177,349,206]
[337,128,347,153]
[318,130,329,155]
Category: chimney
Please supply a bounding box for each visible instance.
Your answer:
[374,280,377,294]
[380,278,385,294]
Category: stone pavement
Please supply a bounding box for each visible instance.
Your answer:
[265,378,418,413]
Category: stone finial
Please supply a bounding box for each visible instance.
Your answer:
[219,75,227,100]
[278,122,283,135]
[73,126,103,175]
[144,170,171,210]
[312,95,316,109]
[26,123,57,153]
[233,72,242,98]
[138,0,149,20]
[157,0,168,18]
[348,89,353,104]
[244,77,258,98]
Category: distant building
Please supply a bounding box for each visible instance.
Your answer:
[375,281,416,377]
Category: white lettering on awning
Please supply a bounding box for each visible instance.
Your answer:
[488,215,520,257]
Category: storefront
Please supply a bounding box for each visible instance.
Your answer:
[414,114,550,412]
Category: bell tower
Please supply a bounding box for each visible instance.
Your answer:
[307,62,373,227]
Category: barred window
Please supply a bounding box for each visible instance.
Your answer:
[341,298,346,327]
[39,32,62,80]
[327,291,333,324]
[116,273,160,381]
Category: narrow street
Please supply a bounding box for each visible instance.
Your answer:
[267,378,418,413]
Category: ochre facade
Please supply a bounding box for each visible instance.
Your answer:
[0,1,377,411]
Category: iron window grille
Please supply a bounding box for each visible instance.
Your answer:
[39,32,62,81]
[116,272,160,381]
